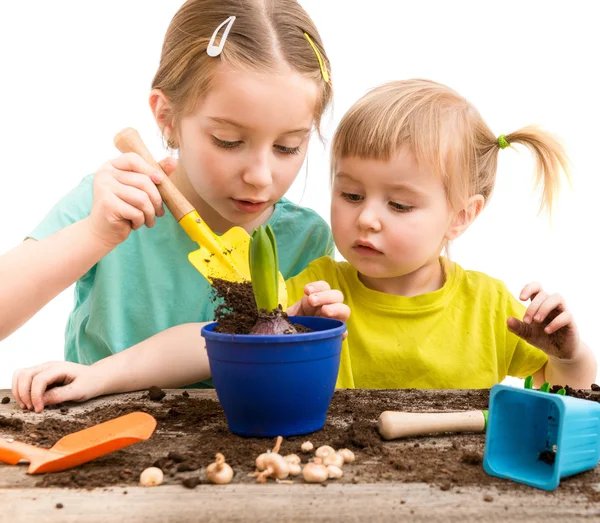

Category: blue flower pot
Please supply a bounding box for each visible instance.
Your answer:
[201,316,345,437]
[484,384,600,490]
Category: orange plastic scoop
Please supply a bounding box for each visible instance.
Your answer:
[0,412,156,474]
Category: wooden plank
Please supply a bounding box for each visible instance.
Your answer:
[1,484,599,523]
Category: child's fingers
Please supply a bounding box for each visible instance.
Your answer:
[519,281,543,301]
[304,281,331,296]
[507,317,532,340]
[531,293,565,324]
[14,363,52,411]
[11,369,25,409]
[30,367,71,413]
[107,194,149,231]
[112,184,160,229]
[523,290,548,324]
[110,153,164,183]
[43,382,82,408]
[307,289,343,308]
[319,303,350,323]
[284,301,301,317]
[114,172,164,217]
[543,310,573,335]
[319,304,350,340]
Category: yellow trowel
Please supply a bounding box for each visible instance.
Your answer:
[114,128,287,309]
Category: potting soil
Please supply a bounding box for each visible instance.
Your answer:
[1,387,599,502]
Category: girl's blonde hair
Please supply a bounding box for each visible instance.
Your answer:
[332,79,569,214]
[152,0,332,140]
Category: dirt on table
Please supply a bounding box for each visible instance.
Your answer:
[1,387,600,502]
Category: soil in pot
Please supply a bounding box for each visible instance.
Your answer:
[210,278,311,335]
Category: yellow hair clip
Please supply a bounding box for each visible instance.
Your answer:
[304,33,329,84]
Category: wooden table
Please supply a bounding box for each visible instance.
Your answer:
[1,389,599,523]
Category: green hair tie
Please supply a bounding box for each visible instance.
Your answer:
[497,134,510,149]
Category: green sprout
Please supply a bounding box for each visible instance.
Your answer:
[248,224,296,335]
[249,224,280,312]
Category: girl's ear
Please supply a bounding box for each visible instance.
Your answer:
[444,194,485,241]
[149,89,176,144]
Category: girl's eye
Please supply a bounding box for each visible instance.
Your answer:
[274,144,301,155]
[212,136,242,149]
[389,201,413,212]
[341,192,363,202]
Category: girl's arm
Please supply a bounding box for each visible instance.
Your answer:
[0,218,114,341]
[533,342,597,389]
[0,155,176,342]
[94,322,212,395]
[13,322,211,412]
[13,281,350,412]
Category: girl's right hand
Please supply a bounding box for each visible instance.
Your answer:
[287,280,350,339]
[88,154,178,247]
[12,361,103,413]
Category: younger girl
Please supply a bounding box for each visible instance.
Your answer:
[286,79,596,389]
[4,0,350,410]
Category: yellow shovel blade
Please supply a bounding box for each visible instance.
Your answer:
[181,213,288,309]
[188,229,250,283]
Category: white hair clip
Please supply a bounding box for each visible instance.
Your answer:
[207,16,236,57]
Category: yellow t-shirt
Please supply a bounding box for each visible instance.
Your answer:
[286,257,548,389]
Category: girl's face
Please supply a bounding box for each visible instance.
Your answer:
[331,149,459,295]
[177,66,318,233]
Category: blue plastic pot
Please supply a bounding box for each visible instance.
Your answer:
[484,384,600,490]
[201,316,345,437]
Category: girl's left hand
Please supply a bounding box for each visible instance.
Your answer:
[507,282,581,359]
[287,281,350,336]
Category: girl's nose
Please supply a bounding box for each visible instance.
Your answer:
[242,151,272,189]
[356,205,382,232]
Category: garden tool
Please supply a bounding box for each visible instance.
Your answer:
[378,409,488,440]
[377,376,565,440]
[0,412,156,474]
[377,377,566,440]
[113,128,288,309]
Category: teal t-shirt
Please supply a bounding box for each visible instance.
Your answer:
[30,175,334,385]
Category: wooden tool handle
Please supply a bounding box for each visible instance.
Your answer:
[377,410,486,440]
[113,127,194,221]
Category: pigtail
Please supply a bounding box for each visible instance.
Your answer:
[498,126,570,215]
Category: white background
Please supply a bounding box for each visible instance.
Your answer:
[0,1,598,388]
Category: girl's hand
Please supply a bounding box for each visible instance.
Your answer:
[12,361,103,413]
[507,282,581,360]
[287,281,350,338]
[88,155,178,247]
